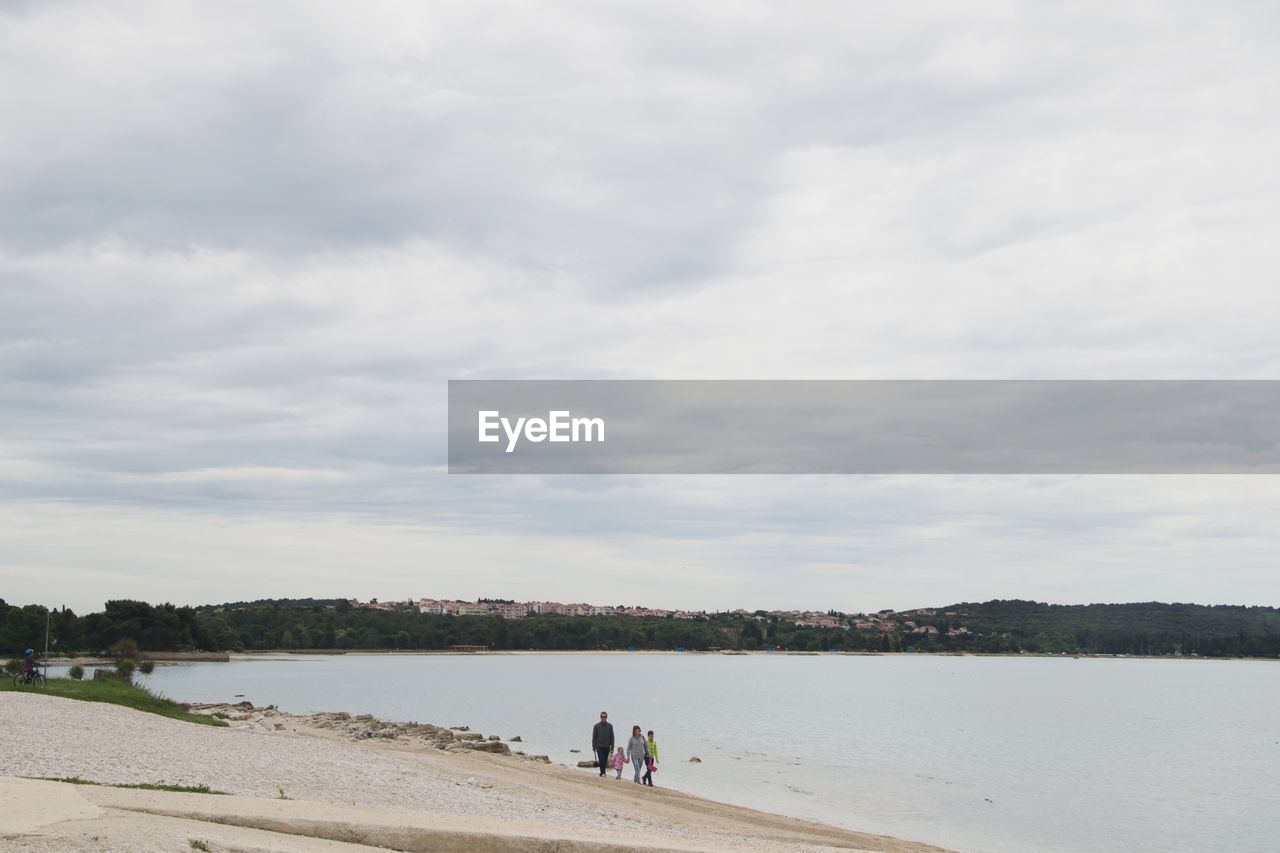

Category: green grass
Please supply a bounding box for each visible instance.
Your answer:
[1,676,227,727]
[32,776,228,795]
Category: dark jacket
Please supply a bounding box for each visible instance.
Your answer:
[592,720,615,750]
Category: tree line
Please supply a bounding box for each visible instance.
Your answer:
[2,597,1278,658]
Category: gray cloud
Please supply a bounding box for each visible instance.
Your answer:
[2,2,1280,610]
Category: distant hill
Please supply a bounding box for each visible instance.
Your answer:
[2,597,1277,657]
[203,598,348,611]
[896,599,1280,657]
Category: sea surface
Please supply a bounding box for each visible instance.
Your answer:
[56,653,1279,853]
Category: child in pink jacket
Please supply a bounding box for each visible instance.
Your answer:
[610,747,626,778]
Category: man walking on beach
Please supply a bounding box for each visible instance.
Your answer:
[592,711,614,777]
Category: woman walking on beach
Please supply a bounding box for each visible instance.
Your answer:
[626,726,648,783]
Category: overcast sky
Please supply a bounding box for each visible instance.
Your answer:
[3,1,1279,613]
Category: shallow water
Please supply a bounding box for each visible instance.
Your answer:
[53,653,1279,853]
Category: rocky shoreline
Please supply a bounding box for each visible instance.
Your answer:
[189,700,553,762]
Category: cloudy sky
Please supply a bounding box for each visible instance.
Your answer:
[3,1,1278,613]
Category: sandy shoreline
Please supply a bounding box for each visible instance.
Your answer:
[0,692,946,852]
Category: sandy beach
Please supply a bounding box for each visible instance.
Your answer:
[0,692,946,852]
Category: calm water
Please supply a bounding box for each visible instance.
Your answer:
[65,654,1278,853]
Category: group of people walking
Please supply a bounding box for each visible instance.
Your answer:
[591,711,657,785]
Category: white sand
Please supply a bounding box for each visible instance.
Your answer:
[0,693,945,852]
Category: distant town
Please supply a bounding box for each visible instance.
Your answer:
[352,596,971,638]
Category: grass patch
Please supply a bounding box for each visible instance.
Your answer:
[33,776,228,795]
[1,676,227,727]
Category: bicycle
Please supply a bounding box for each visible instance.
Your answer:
[12,669,47,688]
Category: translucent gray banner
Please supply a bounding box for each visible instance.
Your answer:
[447,380,1280,474]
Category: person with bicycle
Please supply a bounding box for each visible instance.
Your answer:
[22,648,39,680]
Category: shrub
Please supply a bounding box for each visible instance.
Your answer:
[109,639,140,661]
[68,665,85,680]
[138,660,156,675]
[116,658,137,682]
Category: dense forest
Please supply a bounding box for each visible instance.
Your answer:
[914,599,1280,657]
[2,597,1278,658]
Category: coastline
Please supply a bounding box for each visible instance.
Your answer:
[45,649,1273,666]
[229,650,1269,661]
[0,691,947,852]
